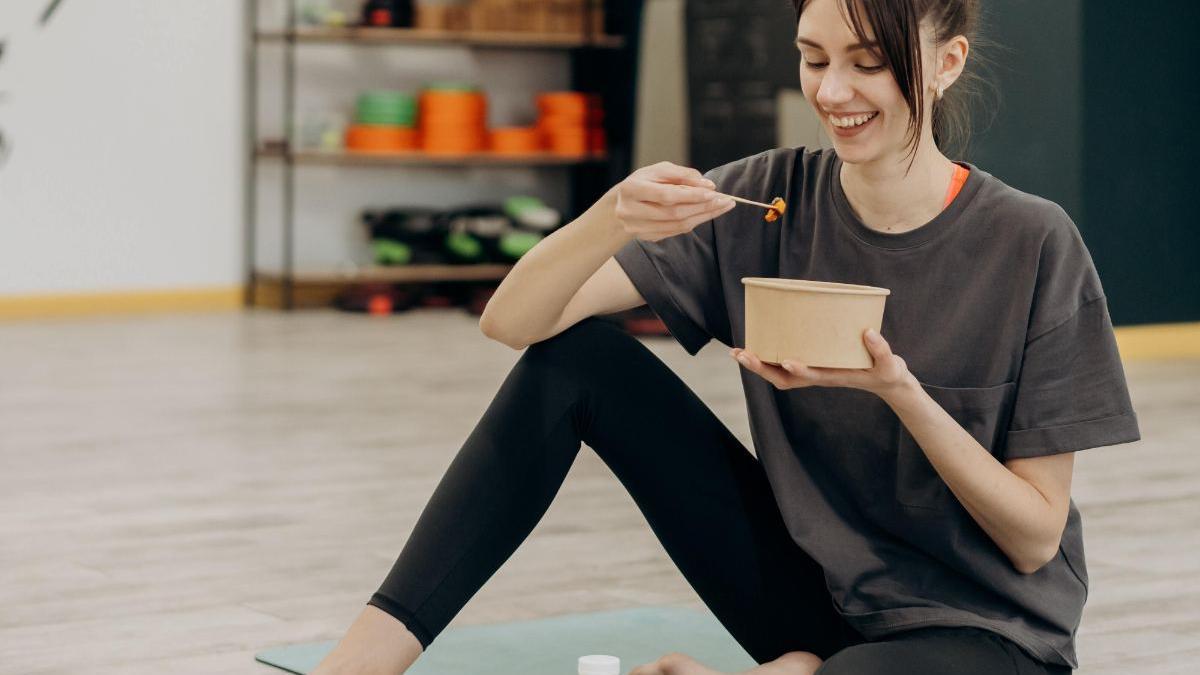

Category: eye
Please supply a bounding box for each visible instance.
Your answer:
[801,59,886,74]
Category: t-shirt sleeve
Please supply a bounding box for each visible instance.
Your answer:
[1003,206,1141,460]
[612,168,734,356]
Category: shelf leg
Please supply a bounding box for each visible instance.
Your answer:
[282,0,296,311]
[244,0,259,308]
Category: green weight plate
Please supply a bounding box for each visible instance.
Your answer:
[498,231,542,260]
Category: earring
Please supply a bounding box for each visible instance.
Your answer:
[935,83,944,101]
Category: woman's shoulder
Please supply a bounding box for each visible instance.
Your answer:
[968,164,1077,240]
[968,166,1104,310]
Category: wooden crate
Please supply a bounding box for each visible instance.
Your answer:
[466,0,589,36]
[414,1,472,31]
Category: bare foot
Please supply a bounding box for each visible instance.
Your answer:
[628,651,823,675]
[310,605,424,675]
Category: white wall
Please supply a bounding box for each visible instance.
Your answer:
[0,0,244,295]
[633,0,687,168]
[0,0,580,294]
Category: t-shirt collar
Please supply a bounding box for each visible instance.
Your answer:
[829,152,984,250]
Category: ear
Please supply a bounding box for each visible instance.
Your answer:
[935,35,969,92]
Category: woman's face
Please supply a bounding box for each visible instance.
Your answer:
[796,0,935,166]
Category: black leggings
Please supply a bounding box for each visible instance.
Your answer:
[367,317,1069,675]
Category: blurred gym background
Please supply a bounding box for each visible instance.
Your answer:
[0,2,1196,674]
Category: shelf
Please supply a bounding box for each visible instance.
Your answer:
[256,26,624,49]
[247,12,634,310]
[256,145,608,167]
[257,264,513,285]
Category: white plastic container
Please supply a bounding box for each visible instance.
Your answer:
[578,654,620,675]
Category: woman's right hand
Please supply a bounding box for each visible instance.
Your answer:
[612,161,736,242]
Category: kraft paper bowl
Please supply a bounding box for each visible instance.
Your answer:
[741,277,891,369]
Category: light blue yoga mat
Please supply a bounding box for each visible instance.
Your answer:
[255,606,757,674]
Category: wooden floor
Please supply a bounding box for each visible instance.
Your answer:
[0,309,1196,674]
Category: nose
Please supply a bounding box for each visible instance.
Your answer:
[815,71,853,111]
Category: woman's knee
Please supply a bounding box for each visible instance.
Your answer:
[523,316,646,376]
[528,316,628,352]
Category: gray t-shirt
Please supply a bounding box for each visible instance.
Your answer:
[613,147,1140,669]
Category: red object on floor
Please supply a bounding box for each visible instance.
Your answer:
[368,294,393,315]
[369,9,391,26]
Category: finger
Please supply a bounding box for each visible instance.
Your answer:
[863,329,892,357]
[780,360,823,386]
[780,360,873,388]
[733,349,790,389]
[617,199,681,224]
[796,365,868,388]
[636,196,733,222]
[647,161,713,188]
[640,181,718,206]
[624,200,735,239]
[674,200,736,229]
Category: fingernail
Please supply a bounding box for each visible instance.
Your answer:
[737,354,749,364]
[867,330,880,342]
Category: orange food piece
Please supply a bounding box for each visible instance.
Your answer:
[764,197,787,222]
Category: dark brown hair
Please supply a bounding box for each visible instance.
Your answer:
[791,0,995,164]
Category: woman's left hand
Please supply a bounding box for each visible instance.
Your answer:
[731,329,915,401]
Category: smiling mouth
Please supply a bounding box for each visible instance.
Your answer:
[828,111,879,128]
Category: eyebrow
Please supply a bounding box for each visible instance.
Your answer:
[794,37,879,52]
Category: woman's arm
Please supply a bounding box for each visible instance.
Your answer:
[479,187,631,348]
[480,162,731,349]
[730,333,1075,575]
[884,380,1075,574]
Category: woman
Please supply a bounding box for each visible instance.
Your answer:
[314,0,1139,673]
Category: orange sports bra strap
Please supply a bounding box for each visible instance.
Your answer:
[943,163,970,210]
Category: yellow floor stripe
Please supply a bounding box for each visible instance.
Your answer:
[1,288,1197,360]
[1114,321,1200,361]
[0,287,242,320]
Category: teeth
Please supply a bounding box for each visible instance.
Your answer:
[829,112,877,128]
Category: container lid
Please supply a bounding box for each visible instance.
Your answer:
[578,654,620,675]
[741,277,890,296]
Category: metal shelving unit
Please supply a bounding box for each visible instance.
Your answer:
[255,145,610,167]
[245,1,638,309]
[256,25,624,49]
